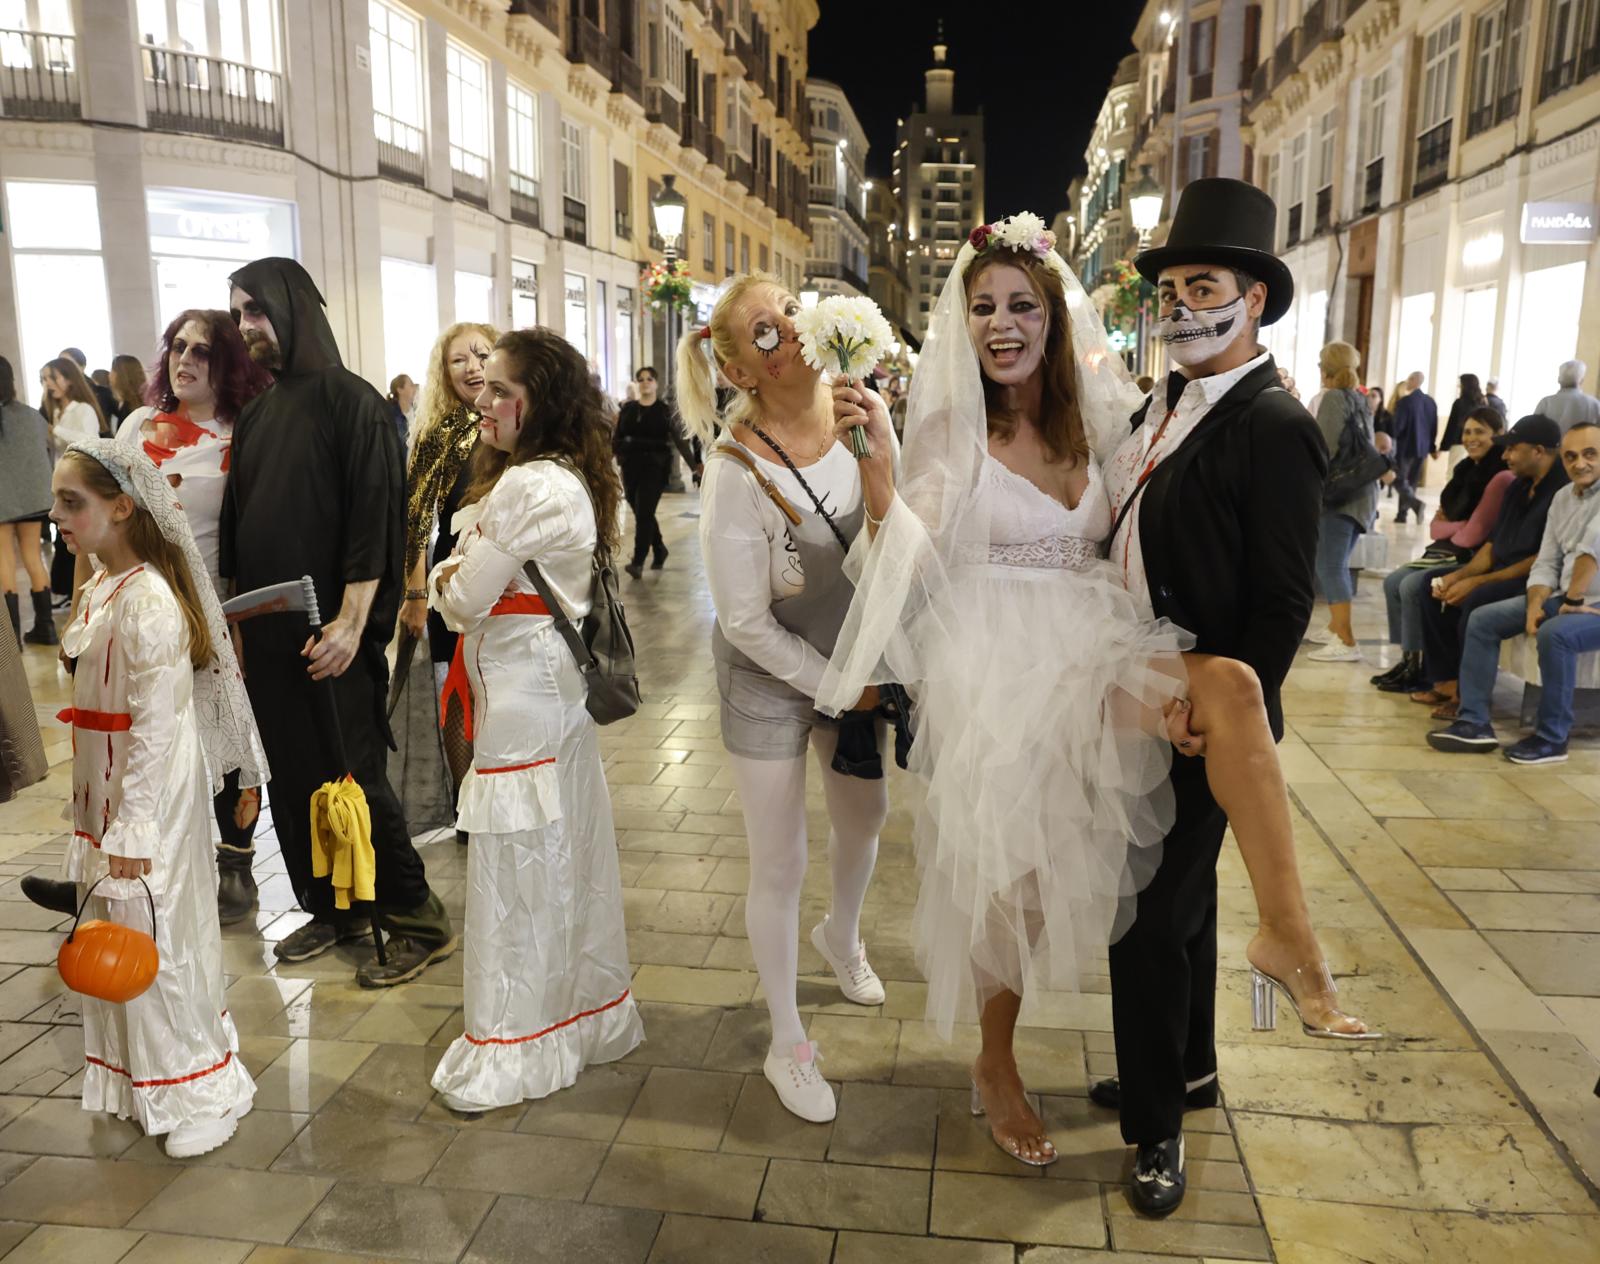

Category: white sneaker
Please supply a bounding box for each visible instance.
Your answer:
[165,1097,250,1158]
[1307,641,1363,663]
[1303,625,1338,645]
[809,918,886,1005]
[763,1040,836,1123]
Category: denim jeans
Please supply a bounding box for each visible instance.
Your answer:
[1384,565,1455,652]
[1458,595,1600,743]
[1315,513,1361,605]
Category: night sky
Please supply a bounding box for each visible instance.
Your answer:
[808,2,1142,224]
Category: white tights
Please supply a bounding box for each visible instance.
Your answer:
[728,724,887,1053]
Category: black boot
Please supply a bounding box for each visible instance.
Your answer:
[216,845,258,925]
[356,890,457,988]
[20,876,79,916]
[22,590,57,646]
[650,544,669,570]
[4,594,18,649]
[624,560,645,580]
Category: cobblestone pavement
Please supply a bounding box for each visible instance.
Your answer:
[0,490,1596,1262]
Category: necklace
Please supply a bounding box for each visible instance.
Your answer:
[750,418,832,463]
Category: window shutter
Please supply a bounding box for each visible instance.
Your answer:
[1178,136,1193,184]
[1205,130,1220,178]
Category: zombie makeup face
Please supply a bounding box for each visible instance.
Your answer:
[50,460,132,558]
[966,262,1049,387]
[446,333,492,408]
[1155,267,1259,368]
[719,285,806,392]
[168,319,216,410]
[473,348,529,453]
[230,286,283,373]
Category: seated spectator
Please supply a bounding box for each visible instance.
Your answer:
[1428,422,1600,763]
[1410,416,1569,717]
[1373,407,1514,693]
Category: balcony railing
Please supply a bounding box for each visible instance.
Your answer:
[569,16,611,80]
[563,195,587,245]
[509,0,561,36]
[141,45,283,146]
[1271,32,1298,87]
[1414,119,1452,195]
[1286,202,1303,247]
[0,29,80,120]
[616,209,631,240]
[645,85,681,132]
[1250,60,1269,104]
[1539,45,1600,102]
[1314,185,1332,235]
[510,172,541,227]
[1361,156,1383,214]
[452,155,488,208]
[615,51,643,105]
[375,111,425,184]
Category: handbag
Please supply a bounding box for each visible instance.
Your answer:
[58,876,160,1004]
[521,463,642,726]
[1324,393,1389,507]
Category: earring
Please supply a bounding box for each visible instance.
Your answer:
[749,386,758,396]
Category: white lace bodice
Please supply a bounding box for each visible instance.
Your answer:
[980,455,1110,570]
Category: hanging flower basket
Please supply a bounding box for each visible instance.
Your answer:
[1096,258,1147,334]
[640,259,695,315]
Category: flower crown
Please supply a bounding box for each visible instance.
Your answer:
[967,212,1056,259]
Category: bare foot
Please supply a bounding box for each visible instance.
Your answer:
[1247,929,1371,1036]
[971,1055,1056,1165]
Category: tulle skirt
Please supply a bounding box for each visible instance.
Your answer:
[904,558,1189,1037]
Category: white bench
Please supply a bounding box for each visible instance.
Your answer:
[1497,635,1600,729]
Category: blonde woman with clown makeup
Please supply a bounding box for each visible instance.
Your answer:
[818,214,1373,1186]
[675,273,897,1126]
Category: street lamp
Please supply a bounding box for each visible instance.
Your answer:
[799,286,820,309]
[1128,165,1164,250]
[1126,166,1165,378]
[650,173,689,401]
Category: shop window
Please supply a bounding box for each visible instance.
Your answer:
[380,256,436,389]
[446,43,489,183]
[564,271,589,360]
[614,286,634,390]
[147,187,295,332]
[511,257,538,329]
[454,271,492,324]
[370,1,424,160]
[4,180,112,390]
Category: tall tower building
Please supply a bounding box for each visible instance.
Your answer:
[893,32,984,341]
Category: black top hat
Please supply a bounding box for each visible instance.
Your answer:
[1134,178,1294,326]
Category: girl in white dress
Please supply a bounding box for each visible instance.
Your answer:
[821,216,1371,1167]
[51,438,264,1158]
[428,329,642,1113]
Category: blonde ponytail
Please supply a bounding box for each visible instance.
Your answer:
[673,271,780,443]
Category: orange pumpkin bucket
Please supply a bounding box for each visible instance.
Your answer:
[57,877,159,1004]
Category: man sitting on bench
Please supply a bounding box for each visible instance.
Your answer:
[1429,421,1600,764]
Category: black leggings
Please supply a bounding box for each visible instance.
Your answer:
[214,767,260,856]
[626,461,670,566]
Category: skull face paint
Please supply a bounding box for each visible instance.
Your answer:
[1155,296,1250,368]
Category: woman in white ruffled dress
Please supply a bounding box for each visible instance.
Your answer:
[428,329,642,1113]
[820,215,1371,1167]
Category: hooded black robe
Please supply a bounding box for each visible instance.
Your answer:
[220,257,431,920]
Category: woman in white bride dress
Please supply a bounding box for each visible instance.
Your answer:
[820,214,1371,1169]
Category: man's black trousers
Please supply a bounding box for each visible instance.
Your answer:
[244,636,431,920]
[1108,755,1228,1145]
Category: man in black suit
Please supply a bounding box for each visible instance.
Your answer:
[1095,179,1327,1216]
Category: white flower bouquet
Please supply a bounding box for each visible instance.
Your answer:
[793,295,896,458]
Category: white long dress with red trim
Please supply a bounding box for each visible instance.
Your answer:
[427,462,642,1108]
[59,565,256,1134]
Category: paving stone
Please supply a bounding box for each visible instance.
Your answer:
[0,1224,143,1262]
[645,1213,833,1263]
[461,1195,660,1264]
[587,1143,767,1219]
[826,1082,937,1168]
[270,1111,455,1184]
[0,1155,178,1227]
[756,1159,930,1234]
[719,1073,833,1159]
[130,1166,334,1243]
[425,1129,608,1200]
[928,1171,1104,1248]
[833,1231,1013,1264]
[290,1180,493,1262]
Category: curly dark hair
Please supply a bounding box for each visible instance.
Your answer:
[462,328,623,557]
[146,308,274,422]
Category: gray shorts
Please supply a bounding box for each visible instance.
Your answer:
[715,657,837,760]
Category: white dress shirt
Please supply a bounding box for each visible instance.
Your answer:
[1104,349,1274,614]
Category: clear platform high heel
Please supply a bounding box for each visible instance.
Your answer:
[1250,961,1382,1040]
[969,1078,1058,1167]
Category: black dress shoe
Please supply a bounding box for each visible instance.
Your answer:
[1088,1076,1219,1112]
[1130,1134,1186,1217]
[1374,666,1424,694]
[20,876,79,917]
[1370,660,1409,687]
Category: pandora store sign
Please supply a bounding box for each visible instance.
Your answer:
[1520,201,1599,245]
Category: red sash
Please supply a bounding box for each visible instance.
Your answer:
[438,591,551,741]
